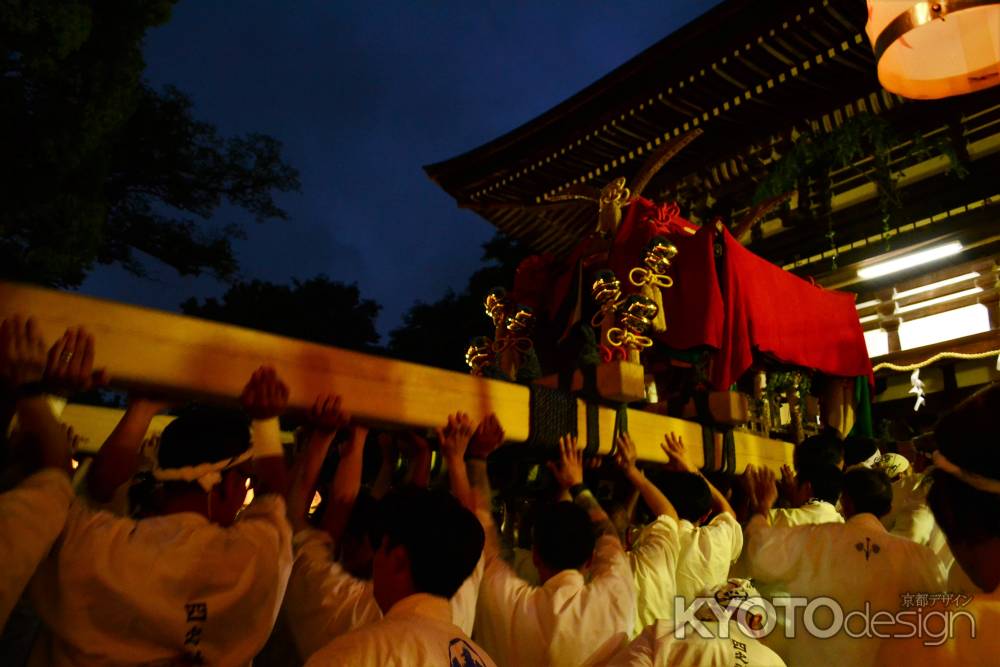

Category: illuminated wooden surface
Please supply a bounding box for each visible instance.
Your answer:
[1,282,793,469]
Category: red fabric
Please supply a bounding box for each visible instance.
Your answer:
[607,197,695,284]
[511,198,872,391]
[511,253,558,316]
[657,225,725,351]
[713,226,873,389]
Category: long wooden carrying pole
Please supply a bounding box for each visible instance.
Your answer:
[0,282,792,470]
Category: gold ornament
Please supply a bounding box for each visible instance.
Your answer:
[607,294,657,362]
[465,336,494,376]
[628,236,677,333]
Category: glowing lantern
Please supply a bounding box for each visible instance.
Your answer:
[866,1,1000,99]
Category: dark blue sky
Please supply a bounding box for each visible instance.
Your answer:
[80,0,721,338]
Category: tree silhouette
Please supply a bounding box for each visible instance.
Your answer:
[0,1,300,287]
[182,277,381,352]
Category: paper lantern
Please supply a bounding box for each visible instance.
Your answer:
[866,0,1000,99]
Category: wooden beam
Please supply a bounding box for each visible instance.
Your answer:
[60,405,296,456]
[1,282,793,469]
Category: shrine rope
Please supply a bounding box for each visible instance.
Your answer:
[872,348,1000,373]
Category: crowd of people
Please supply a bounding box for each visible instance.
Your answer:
[0,315,996,666]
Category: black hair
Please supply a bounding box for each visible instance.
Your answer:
[794,432,844,470]
[373,488,484,599]
[158,405,250,470]
[843,436,880,467]
[841,468,893,518]
[654,470,712,522]
[796,463,843,504]
[532,501,596,572]
[928,384,1000,545]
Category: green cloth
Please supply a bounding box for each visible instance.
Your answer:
[848,376,873,438]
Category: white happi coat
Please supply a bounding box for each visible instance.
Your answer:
[305,593,497,667]
[605,619,786,667]
[0,469,74,627]
[29,495,293,665]
[282,527,484,659]
[745,512,946,667]
[769,499,843,527]
[674,513,743,606]
[629,515,681,632]
[475,532,636,667]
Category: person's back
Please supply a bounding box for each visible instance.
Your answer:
[31,496,292,664]
[657,471,742,604]
[475,437,635,667]
[747,467,945,667]
[30,379,295,665]
[306,488,496,667]
[606,619,786,667]
[476,500,635,667]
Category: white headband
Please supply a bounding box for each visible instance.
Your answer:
[933,451,1000,496]
[153,449,253,492]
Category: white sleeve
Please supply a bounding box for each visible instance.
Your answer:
[744,515,809,585]
[590,535,638,637]
[890,504,935,545]
[478,546,533,651]
[0,468,73,627]
[706,512,743,562]
[450,552,484,636]
[603,623,656,667]
[283,528,381,659]
[631,515,681,571]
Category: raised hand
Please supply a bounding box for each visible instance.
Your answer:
[437,412,474,461]
[777,464,797,504]
[748,464,778,515]
[240,366,289,420]
[0,316,47,389]
[308,394,349,434]
[44,326,108,394]
[468,413,505,459]
[660,432,693,472]
[547,434,584,490]
[614,432,639,478]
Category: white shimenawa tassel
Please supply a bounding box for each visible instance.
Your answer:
[909,369,926,412]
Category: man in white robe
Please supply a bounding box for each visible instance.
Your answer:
[745,465,945,667]
[305,488,496,666]
[29,367,294,665]
[472,435,636,667]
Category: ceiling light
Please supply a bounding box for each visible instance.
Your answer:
[857,242,963,280]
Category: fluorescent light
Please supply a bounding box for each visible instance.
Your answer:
[898,305,992,350]
[895,287,982,314]
[857,242,963,280]
[894,272,980,300]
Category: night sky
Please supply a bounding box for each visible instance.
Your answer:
[80,1,722,338]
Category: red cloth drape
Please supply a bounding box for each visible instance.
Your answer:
[512,198,872,391]
[713,226,873,389]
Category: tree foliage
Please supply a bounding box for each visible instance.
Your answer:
[0,0,300,287]
[181,277,381,352]
[388,234,531,371]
